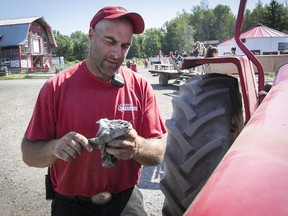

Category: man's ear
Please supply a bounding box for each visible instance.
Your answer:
[88,27,94,41]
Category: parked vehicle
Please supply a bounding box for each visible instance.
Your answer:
[160,0,288,215]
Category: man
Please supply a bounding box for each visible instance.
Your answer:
[231,47,238,55]
[21,6,166,216]
[129,59,138,72]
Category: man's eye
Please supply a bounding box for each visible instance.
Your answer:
[123,45,130,50]
[105,39,115,45]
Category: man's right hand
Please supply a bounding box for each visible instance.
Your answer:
[52,131,94,162]
[21,132,93,168]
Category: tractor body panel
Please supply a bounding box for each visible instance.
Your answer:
[184,64,288,216]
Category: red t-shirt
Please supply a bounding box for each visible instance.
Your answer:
[25,61,166,196]
[130,63,137,72]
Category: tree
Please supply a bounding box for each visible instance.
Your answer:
[243,9,254,32]
[141,28,165,57]
[127,34,144,59]
[163,11,195,55]
[243,0,288,33]
[52,31,73,61]
[212,5,235,42]
[189,5,214,41]
[189,3,235,43]
[243,1,264,32]
[51,1,288,62]
[70,31,89,61]
[264,0,287,31]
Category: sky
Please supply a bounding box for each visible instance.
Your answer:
[0,0,274,36]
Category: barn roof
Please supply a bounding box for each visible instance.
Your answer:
[0,24,29,46]
[242,23,288,38]
[218,24,288,46]
[0,16,56,47]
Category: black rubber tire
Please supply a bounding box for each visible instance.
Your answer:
[160,73,244,216]
[159,74,169,86]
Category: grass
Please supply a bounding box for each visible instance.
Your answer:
[0,73,27,80]
[0,72,53,80]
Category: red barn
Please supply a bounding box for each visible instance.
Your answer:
[0,16,57,72]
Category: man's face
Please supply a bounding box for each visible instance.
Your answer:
[88,18,133,80]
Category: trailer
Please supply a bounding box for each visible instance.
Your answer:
[148,57,200,86]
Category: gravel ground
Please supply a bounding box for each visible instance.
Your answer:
[0,67,179,216]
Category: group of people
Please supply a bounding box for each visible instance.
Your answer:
[125,59,138,72]
[190,42,239,58]
[165,41,219,65]
[190,41,219,58]
[169,50,183,63]
[190,41,207,57]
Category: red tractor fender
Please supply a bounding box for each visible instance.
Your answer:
[184,64,288,216]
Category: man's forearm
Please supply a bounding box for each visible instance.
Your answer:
[133,137,165,166]
[21,137,57,168]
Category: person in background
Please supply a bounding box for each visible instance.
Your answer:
[21,6,166,216]
[143,58,149,68]
[202,45,219,74]
[130,59,138,72]
[199,42,206,57]
[190,41,201,57]
[205,45,219,58]
[181,50,188,57]
[173,50,182,63]
[126,59,131,68]
[231,47,237,55]
[169,51,175,59]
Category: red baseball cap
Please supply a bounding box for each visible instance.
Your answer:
[90,6,145,34]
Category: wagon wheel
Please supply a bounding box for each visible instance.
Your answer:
[160,73,244,216]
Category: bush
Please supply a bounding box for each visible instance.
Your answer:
[0,66,8,76]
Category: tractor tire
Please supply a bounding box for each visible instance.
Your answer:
[160,73,244,216]
[159,74,169,86]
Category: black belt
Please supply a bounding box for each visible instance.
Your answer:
[55,187,133,205]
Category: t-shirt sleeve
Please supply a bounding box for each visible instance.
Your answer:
[25,81,56,141]
[140,83,167,139]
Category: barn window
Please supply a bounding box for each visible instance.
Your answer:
[32,38,41,53]
[278,42,288,51]
[1,58,10,66]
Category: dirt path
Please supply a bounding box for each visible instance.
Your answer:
[0,68,179,216]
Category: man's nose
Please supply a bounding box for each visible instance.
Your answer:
[111,46,123,59]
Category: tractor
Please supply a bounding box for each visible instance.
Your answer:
[160,0,288,215]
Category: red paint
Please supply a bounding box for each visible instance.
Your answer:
[184,65,288,216]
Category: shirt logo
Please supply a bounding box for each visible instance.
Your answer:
[118,104,138,112]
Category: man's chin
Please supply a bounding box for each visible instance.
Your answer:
[101,68,118,78]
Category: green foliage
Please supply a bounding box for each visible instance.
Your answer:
[52,0,288,61]
[213,5,235,42]
[127,35,144,59]
[141,28,165,57]
[264,0,287,31]
[243,0,288,33]
[0,66,8,72]
[163,11,194,55]
[190,5,214,41]
[52,30,88,62]
[70,31,89,61]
